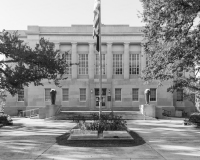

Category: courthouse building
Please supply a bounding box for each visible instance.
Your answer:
[4,25,195,116]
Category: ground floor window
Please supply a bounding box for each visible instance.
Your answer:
[45,88,51,102]
[177,89,183,101]
[115,88,121,101]
[80,88,86,101]
[62,88,69,101]
[18,89,24,102]
[132,88,139,101]
[150,88,156,101]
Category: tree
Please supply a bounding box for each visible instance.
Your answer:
[140,0,200,109]
[0,30,69,96]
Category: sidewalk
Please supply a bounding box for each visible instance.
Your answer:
[0,118,199,160]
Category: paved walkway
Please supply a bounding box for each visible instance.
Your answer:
[0,118,199,160]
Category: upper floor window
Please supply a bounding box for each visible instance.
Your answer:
[113,54,123,75]
[130,54,140,75]
[177,89,183,101]
[18,89,24,102]
[45,88,51,102]
[65,54,72,75]
[132,88,139,101]
[62,88,69,101]
[95,54,106,75]
[78,54,88,75]
[150,88,157,101]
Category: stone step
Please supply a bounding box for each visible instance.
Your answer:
[54,111,156,120]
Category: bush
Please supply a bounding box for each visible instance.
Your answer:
[81,113,127,133]
[0,113,13,126]
[188,113,200,123]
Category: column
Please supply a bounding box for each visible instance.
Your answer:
[124,43,130,79]
[71,42,77,79]
[89,43,95,79]
[140,43,145,77]
[107,43,113,79]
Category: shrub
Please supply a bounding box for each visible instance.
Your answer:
[188,113,200,123]
[0,113,13,126]
[86,113,127,133]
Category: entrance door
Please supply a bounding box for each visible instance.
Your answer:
[95,88,106,107]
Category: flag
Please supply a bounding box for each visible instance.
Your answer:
[93,0,100,52]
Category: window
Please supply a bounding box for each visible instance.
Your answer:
[45,88,51,102]
[95,54,106,75]
[115,88,121,101]
[177,89,183,101]
[150,88,156,101]
[62,88,69,101]
[78,54,88,75]
[80,88,86,101]
[132,88,139,101]
[65,54,72,75]
[18,89,24,102]
[177,66,184,77]
[113,54,123,75]
[130,54,139,75]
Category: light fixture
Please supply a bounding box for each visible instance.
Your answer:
[91,89,93,93]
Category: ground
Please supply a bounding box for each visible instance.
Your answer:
[0,118,199,160]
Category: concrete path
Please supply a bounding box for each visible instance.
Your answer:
[127,119,200,160]
[0,118,199,160]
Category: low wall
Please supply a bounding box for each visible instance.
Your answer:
[139,104,156,118]
[39,105,61,119]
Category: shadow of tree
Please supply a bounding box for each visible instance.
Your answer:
[56,130,146,147]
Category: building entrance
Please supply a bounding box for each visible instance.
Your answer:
[95,88,106,107]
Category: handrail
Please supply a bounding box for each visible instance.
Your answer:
[19,108,40,118]
[55,105,62,115]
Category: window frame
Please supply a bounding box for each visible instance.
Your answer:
[115,88,122,102]
[129,54,140,75]
[177,89,183,101]
[65,54,72,75]
[80,88,87,102]
[17,89,24,102]
[78,54,88,75]
[113,54,123,75]
[95,53,106,75]
[45,88,51,102]
[150,88,157,102]
[62,88,69,102]
[132,88,139,102]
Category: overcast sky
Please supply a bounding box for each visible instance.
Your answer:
[0,0,144,31]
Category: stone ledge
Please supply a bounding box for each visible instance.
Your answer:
[103,131,132,139]
[68,129,133,140]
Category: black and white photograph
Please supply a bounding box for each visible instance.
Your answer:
[0,0,200,159]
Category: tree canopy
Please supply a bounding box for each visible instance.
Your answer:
[0,30,69,96]
[140,0,200,95]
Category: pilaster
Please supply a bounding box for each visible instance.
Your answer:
[71,42,77,79]
[141,43,145,77]
[124,43,130,79]
[89,43,95,79]
[107,43,113,79]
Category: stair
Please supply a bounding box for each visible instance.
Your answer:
[53,111,156,120]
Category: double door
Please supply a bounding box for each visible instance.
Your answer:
[95,88,106,107]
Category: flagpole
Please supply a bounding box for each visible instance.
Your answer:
[99,0,102,119]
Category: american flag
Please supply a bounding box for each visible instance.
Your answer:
[93,0,100,52]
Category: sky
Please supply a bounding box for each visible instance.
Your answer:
[0,0,144,31]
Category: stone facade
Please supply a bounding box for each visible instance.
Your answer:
[4,25,195,116]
